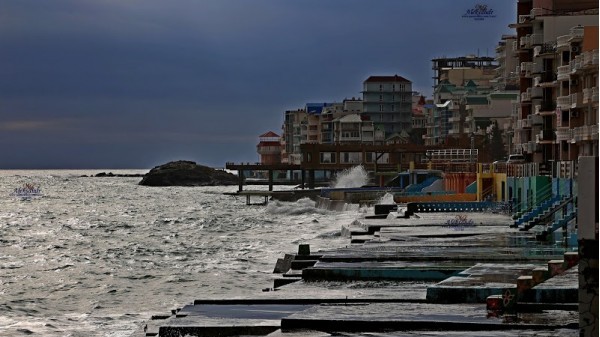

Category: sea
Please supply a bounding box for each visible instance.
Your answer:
[0,169,369,337]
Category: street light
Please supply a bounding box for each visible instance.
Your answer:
[470,132,475,163]
[507,128,513,156]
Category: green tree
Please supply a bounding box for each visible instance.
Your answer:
[489,122,506,161]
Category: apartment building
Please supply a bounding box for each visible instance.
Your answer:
[361,75,413,135]
[493,35,519,91]
[282,108,307,164]
[511,0,598,166]
[282,100,383,164]
[425,56,497,146]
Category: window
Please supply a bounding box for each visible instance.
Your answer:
[379,84,383,91]
[342,131,360,138]
[320,152,336,164]
[340,152,361,164]
[379,94,383,101]
[366,152,389,163]
[379,105,384,112]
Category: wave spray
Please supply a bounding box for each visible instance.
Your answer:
[332,165,369,188]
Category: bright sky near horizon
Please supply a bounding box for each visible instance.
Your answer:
[0,0,516,169]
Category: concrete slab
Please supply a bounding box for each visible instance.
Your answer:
[280,302,578,332]
[302,261,467,281]
[426,263,543,303]
[316,241,564,263]
[524,266,578,303]
[268,329,578,337]
[158,303,313,337]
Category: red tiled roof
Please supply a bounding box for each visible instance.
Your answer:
[259,131,280,138]
[364,75,411,83]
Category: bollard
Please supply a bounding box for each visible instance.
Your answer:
[298,244,310,256]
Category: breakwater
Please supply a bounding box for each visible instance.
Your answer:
[140,207,579,336]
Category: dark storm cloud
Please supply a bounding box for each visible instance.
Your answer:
[0,0,516,168]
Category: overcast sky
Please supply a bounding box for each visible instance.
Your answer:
[0,0,516,169]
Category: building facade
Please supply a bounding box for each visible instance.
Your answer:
[361,75,413,135]
[510,0,598,168]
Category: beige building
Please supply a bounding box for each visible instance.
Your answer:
[511,0,598,168]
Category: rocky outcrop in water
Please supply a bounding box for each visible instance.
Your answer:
[139,160,238,186]
[94,172,144,177]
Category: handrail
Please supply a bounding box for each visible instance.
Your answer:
[512,181,553,215]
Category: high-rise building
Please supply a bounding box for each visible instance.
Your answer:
[361,75,413,136]
[510,0,598,167]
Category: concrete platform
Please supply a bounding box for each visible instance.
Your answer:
[523,266,578,303]
[303,261,466,281]
[280,302,578,332]
[142,208,581,336]
[426,263,543,303]
[267,329,578,336]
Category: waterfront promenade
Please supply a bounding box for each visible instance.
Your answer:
[137,206,579,336]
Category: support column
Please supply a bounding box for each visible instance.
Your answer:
[577,156,599,337]
[268,170,274,191]
[238,169,245,192]
[308,169,315,189]
[301,169,305,190]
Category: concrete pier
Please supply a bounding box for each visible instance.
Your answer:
[140,208,580,336]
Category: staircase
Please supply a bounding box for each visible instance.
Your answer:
[518,195,573,231]
[512,194,562,228]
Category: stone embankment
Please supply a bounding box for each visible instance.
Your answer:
[136,206,579,337]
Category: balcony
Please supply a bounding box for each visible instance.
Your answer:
[583,50,594,67]
[535,102,556,116]
[448,116,461,123]
[573,125,599,142]
[571,55,584,73]
[528,114,543,125]
[555,127,573,142]
[583,88,593,103]
[539,43,557,56]
[520,62,532,76]
[571,93,583,109]
[556,95,571,110]
[557,35,571,49]
[557,65,571,81]
[517,118,531,129]
[569,26,584,41]
[531,7,552,18]
[528,86,543,99]
[522,141,538,154]
[536,129,555,143]
[521,91,531,102]
[518,14,531,23]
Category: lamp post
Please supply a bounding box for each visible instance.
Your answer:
[470,132,475,163]
[507,129,513,156]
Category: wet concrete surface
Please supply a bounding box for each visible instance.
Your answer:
[145,210,579,336]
